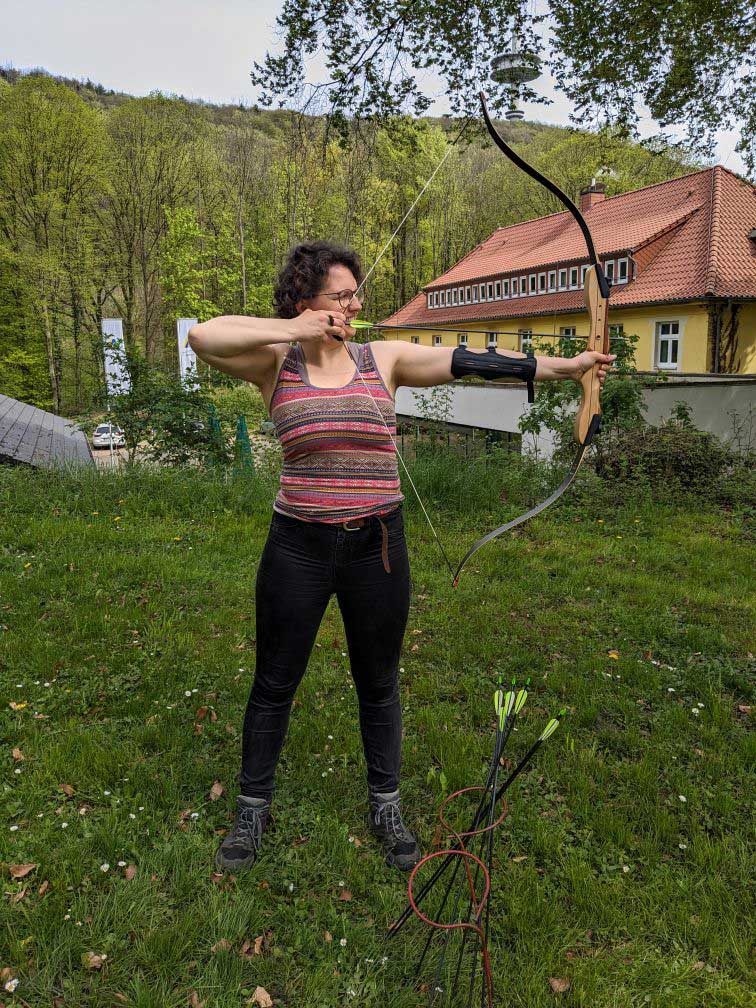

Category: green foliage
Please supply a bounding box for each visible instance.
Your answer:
[521,331,648,461]
[596,411,736,499]
[251,0,755,172]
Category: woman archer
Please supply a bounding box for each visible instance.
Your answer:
[188,239,614,874]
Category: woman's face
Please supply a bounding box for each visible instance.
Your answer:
[303,264,363,332]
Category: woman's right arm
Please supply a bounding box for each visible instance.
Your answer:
[188,311,347,384]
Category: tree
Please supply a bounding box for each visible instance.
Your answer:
[250,0,756,174]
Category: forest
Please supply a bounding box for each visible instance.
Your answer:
[0,68,699,415]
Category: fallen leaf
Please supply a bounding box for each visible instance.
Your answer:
[9,888,27,904]
[58,784,74,797]
[249,987,273,1007]
[0,967,14,982]
[254,934,265,955]
[9,864,37,880]
[240,939,254,960]
[124,864,137,881]
[196,706,209,721]
[692,960,705,970]
[607,650,620,660]
[324,930,333,943]
[11,748,24,761]
[113,996,129,1004]
[81,951,106,971]
[38,880,50,896]
[338,889,353,901]
[211,938,232,954]
[737,705,751,715]
[549,977,571,994]
[209,781,224,802]
[511,855,528,863]
[189,992,205,1008]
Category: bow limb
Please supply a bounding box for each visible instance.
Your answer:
[451,94,611,587]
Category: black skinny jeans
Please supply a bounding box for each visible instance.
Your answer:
[239,506,411,800]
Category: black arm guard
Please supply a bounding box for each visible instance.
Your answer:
[450,346,537,402]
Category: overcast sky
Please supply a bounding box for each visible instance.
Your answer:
[1,0,747,175]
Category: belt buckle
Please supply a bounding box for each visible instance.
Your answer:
[342,518,363,531]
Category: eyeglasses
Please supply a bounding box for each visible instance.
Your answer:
[320,288,362,309]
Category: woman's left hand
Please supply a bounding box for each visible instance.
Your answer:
[568,351,616,385]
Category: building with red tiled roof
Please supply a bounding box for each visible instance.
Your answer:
[380,166,756,374]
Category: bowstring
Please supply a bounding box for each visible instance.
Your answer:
[335,116,476,585]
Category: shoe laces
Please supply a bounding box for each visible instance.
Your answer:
[235,803,266,849]
[374,799,412,842]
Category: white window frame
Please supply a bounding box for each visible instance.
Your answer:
[472,284,479,303]
[548,270,557,292]
[538,272,546,293]
[604,260,615,285]
[528,274,537,295]
[440,290,446,307]
[502,279,510,298]
[558,269,568,290]
[494,280,501,299]
[519,329,533,354]
[487,282,494,301]
[654,320,681,371]
[569,267,579,290]
[480,284,487,302]
[581,264,589,286]
[433,335,443,347]
[457,332,468,348]
[411,335,420,344]
[520,276,527,296]
[458,286,464,303]
[486,332,498,349]
[616,257,629,283]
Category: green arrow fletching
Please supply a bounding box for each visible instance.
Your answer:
[538,717,561,742]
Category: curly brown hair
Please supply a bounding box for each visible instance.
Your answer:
[272,240,363,319]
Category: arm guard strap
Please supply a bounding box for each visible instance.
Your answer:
[450,346,537,402]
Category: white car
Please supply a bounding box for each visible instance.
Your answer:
[92,423,126,449]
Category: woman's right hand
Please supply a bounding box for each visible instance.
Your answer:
[289,309,347,343]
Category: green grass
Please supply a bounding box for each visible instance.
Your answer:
[0,461,753,1007]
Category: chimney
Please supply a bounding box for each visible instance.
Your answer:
[580,180,606,213]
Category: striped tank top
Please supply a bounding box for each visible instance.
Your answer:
[270,341,404,523]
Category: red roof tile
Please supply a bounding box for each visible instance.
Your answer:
[381,167,756,327]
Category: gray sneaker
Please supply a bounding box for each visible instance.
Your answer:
[368,790,421,872]
[215,795,271,872]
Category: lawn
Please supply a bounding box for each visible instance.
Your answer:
[0,460,753,1007]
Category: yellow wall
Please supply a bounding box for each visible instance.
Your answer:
[384,301,756,374]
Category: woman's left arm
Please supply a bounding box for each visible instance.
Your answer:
[384,340,614,390]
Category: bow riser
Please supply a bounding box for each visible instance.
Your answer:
[574,265,610,446]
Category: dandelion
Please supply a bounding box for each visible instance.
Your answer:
[190,812,199,820]
[64,913,71,920]
[691,708,700,716]
[697,702,704,708]
[678,795,687,803]
[340,938,347,947]
[100,863,110,872]
[61,822,69,828]
[679,843,687,850]
[117,860,127,867]
[14,768,21,774]
[129,813,136,820]
[184,690,192,697]
[622,865,630,873]
[4,978,19,993]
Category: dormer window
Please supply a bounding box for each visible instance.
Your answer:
[494,280,501,299]
[616,257,629,283]
[558,268,567,290]
[528,274,537,294]
[605,260,615,285]
[569,267,579,289]
[502,279,510,297]
[487,282,494,300]
[538,272,546,293]
[548,270,556,291]
[465,286,471,303]
[520,276,527,296]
